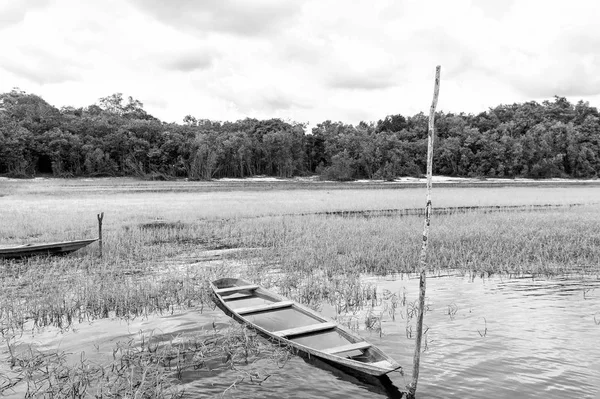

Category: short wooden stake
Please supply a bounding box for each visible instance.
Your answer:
[97,212,104,258]
[408,66,441,398]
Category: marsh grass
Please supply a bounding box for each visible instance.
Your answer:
[1,325,288,398]
[2,180,600,396]
[215,206,600,341]
[226,207,600,279]
[0,214,257,336]
[0,257,225,336]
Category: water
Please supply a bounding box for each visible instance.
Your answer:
[373,273,600,398]
[2,273,599,398]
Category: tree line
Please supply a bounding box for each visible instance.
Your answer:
[1,89,599,180]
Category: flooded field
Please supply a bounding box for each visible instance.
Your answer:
[1,273,599,398]
[1,179,600,397]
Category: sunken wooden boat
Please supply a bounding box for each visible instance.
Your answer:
[211,277,403,383]
[0,238,98,259]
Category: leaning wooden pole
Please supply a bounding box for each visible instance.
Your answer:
[408,66,441,397]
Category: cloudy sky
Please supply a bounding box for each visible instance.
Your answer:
[2,0,600,126]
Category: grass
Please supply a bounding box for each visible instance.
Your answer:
[226,208,600,279]
[1,178,600,396]
[2,177,600,222]
[2,325,287,398]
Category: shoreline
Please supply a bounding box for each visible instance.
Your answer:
[2,175,600,196]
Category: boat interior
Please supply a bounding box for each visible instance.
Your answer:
[214,281,392,367]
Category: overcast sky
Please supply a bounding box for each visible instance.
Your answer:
[2,0,600,126]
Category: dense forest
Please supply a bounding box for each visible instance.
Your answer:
[1,89,599,180]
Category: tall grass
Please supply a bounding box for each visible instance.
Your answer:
[4,203,597,335]
[215,206,600,278]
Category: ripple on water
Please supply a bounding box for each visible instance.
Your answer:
[1,274,599,398]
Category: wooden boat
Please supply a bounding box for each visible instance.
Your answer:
[0,238,98,259]
[211,277,403,384]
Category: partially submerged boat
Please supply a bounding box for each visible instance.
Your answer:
[0,238,98,259]
[211,277,403,384]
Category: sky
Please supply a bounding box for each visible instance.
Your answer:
[2,0,600,127]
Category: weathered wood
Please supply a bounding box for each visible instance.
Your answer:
[214,284,259,295]
[409,66,441,397]
[223,293,255,301]
[273,322,336,338]
[97,212,104,258]
[211,277,405,386]
[322,341,372,355]
[0,239,98,259]
[370,360,396,369]
[236,300,294,315]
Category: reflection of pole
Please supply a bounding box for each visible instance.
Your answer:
[97,212,104,258]
[408,66,441,398]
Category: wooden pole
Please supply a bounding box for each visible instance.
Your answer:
[408,66,441,397]
[97,212,104,258]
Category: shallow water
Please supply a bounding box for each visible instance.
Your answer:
[2,273,600,398]
[376,273,600,398]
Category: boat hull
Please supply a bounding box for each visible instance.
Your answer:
[0,239,98,259]
[211,278,405,387]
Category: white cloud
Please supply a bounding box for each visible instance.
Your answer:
[1,0,600,125]
[128,0,306,37]
[0,0,50,29]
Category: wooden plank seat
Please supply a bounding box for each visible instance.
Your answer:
[236,301,294,315]
[215,285,259,295]
[223,293,254,302]
[321,341,372,355]
[273,322,336,338]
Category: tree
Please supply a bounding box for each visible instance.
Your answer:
[319,150,355,181]
[0,89,61,135]
[2,89,600,180]
[0,122,35,176]
[376,114,407,133]
[38,128,83,176]
[97,93,154,120]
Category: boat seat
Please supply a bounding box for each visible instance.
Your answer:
[273,322,336,338]
[321,341,371,355]
[236,301,294,315]
[223,293,254,302]
[215,284,259,295]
